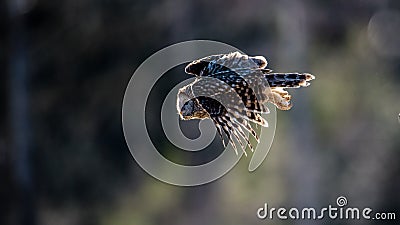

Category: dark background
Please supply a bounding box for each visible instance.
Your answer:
[1,0,400,224]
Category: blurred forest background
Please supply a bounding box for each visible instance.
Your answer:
[1,0,400,224]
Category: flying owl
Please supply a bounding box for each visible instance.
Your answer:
[176,52,315,155]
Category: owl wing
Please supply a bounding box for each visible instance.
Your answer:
[191,66,271,122]
[191,76,268,126]
[190,78,264,155]
[182,52,316,155]
[185,52,269,76]
[195,96,257,155]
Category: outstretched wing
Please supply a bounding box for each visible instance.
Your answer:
[190,77,263,155]
[187,54,271,120]
[195,96,258,156]
[185,52,269,76]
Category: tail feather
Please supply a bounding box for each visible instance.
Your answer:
[264,72,315,88]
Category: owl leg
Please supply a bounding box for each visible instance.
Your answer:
[268,88,292,110]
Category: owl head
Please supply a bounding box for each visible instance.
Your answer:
[176,84,209,120]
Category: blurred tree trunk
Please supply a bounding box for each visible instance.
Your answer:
[7,0,36,225]
[276,0,320,223]
[165,1,217,225]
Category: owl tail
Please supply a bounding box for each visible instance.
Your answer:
[264,73,315,88]
[262,72,315,110]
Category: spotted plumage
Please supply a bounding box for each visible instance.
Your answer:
[177,52,315,155]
